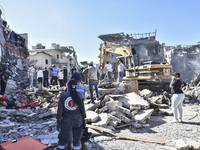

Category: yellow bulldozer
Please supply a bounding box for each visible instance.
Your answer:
[99,42,173,91]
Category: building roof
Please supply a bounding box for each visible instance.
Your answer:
[29,51,52,57]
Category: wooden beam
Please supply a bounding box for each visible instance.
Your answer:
[86,124,164,144]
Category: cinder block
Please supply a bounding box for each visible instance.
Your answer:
[175,139,188,150]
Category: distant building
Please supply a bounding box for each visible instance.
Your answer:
[29,43,80,78]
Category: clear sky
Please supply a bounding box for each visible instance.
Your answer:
[1,0,200,63]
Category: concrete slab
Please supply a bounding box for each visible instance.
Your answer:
[115,105,130,115]
[94,136,112,142]
[106,101,122,111]
[134,109,154,123]
[86,111,99,123]
[140,89,153,99]
[119,92,149,109]
[175,139,188,150]
[85,101,101,111]
[92,113,110,127]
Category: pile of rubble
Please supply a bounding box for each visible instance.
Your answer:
[1,63,200,149]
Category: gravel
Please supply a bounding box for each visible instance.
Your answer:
[86,104,200,150]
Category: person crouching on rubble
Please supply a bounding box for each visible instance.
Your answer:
[57,78,86,150]
[169,72,187,123]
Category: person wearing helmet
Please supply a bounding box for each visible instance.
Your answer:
[57,79,86,150]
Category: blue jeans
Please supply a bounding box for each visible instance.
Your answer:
[29,74,33,87]
[108,71,112,83]
[89,81,98,102]
[118,71,124,82]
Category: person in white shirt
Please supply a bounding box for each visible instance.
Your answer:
[58,70,64,87]
[118,60,126,82]
[37,67,43,85]
[105,61,113,83]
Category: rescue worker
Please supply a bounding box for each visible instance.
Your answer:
[50,65,58,85]
[57,78,86,150]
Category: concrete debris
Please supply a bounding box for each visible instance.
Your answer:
[86,111,99,123]
[175,139,188,150]
[94,136,113,142]
[92,113,110,127]
[119,92,149,109]
[187,140,200,150]
[134,109,154,123]
[140,89,153,99]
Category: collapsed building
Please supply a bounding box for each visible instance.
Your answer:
[0,9,29,64]
[98,30,165,65]
[164,44,200,83]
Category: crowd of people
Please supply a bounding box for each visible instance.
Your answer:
[27,65,68,89]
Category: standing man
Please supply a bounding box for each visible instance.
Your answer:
[118,60,126,82]
[43,67,49,87]
[169,72,186,123]
[37,67,43,85]
[83,61,100,104]
[0,68,9,95]
[131,45,137,66]
[50,65,58,85]
[105,61,113,83]
[27,64,35,88]
[63,66,68,86]
[58,70,64,87]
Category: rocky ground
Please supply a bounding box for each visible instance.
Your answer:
[86,104,200,150]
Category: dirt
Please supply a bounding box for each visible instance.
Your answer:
[86,104,200,150]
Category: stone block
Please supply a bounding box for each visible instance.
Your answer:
[119,92,149,109]
[134,109,154,123]
[175,139,188,150]
[86,111,99,123]
[92,113,110,127]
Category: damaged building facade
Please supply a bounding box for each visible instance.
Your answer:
[164,44,200,83]
[0,9,29,64]
[29,43,80,77]
[98,30,165,65]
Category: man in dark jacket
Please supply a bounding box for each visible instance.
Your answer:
[0,68,9,95]
[57,79,86,150]
[43,67,49,87]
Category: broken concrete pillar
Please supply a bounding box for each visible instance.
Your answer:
[175,139,188,150]
[134,109,154,123]
[119,92,149,109]
[115,105,130,115]
[86,111,99,123]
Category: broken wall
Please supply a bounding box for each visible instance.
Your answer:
[164,45,200,83]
